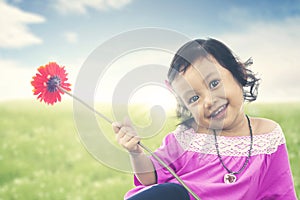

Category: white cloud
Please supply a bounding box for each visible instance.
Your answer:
[63,31,79,44]
[0,1,45,48]
[218,17,300,102]
[54,0,132,14]
[0,59,34,100]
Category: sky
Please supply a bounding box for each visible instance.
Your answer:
[1,0,300,108]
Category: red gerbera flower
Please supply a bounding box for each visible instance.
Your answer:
[31,62,71,105]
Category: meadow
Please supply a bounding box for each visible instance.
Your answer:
[0,100,299,199]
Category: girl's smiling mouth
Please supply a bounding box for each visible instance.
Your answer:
[210,104,228,119]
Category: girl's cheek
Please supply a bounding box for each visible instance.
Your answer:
[228,87,244,104]
[188,105,201,123]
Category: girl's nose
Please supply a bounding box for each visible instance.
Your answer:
[203,94,215,109]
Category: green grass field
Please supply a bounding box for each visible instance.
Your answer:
[0,100,299,199]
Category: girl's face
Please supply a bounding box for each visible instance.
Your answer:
[171,56,245,132]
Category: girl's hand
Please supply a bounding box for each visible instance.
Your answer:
[112,118,143,154]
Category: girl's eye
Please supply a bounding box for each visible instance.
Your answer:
[209,80,220,89]
[188,95,199,104]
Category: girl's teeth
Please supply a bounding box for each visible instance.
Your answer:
[212,105,225,117]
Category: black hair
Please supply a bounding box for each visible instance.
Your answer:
[168,38,260,126]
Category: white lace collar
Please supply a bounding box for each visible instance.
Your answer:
[173,124,285,156]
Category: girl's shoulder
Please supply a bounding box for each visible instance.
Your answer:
[250,117,279,135]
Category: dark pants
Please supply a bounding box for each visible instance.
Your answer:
[127,183,190,200]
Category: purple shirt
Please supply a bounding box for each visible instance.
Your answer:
[125,124,297,200]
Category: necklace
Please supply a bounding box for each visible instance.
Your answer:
[213,115,253,184]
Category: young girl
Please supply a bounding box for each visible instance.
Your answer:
[112,38,297,200]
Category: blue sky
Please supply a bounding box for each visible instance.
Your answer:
[0,0,300,104]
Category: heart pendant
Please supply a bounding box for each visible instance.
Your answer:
[224,173,236,184]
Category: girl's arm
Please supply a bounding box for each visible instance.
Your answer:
[112,120,156,186]
[129,152,156,185]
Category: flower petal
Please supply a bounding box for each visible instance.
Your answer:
[31,62,71,105]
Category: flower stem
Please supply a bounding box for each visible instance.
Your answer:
[58,86,113,124]
[58,86,201,200]
[138,142,201,200]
